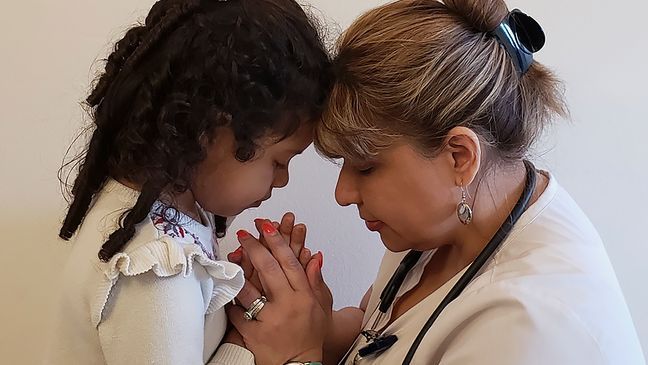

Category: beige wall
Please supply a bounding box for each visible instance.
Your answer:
[1,0,646,363]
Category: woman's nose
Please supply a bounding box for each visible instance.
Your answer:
[335,164,360,207]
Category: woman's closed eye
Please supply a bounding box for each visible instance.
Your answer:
[357,165,375,176]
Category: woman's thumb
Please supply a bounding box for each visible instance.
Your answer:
[306,252,323,286]
[306,252,330,309]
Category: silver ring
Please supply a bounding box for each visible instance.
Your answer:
[243,296,267,321]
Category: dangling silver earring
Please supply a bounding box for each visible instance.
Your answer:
[457,185,473,225]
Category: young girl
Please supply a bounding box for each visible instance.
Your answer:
[46,0,330,364]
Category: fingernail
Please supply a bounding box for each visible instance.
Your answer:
[254,218,264,224]
[262,221,278,236]
[237,230,250,239]
[227,251,241,262]
[316,251,323,269]
[227,248,242,261]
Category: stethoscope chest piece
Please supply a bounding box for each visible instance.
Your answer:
[355,333,399,362]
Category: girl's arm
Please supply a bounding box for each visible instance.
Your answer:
[97,270,223,365]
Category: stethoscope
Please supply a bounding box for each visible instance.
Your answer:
[339,160,537,365]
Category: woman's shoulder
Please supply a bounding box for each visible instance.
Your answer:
[514,170,603,247]
[488,171,614,284]
[468,175,624,313]
[456,173,642,361]
[443,274,644,364]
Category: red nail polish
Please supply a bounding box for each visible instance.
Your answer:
[262,221,277,235]
[227,247,242,260]
[227,252,241,262]
[236,230,250,239]
[316,251,323,269]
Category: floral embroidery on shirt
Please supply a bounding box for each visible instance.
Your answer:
[150,203,216,260]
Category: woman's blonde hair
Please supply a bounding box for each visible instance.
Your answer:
[315,0,567,164]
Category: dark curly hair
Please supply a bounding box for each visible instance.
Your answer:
[59,0,332,262]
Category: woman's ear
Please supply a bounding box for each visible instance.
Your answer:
[443,127,481,186]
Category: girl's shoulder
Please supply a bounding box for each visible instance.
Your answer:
[77,179,244,327]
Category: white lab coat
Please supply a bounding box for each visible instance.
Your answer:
[344,173,645,365]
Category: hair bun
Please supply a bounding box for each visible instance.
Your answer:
[443,0,509,32]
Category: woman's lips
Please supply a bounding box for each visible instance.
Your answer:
[365,220,385,232]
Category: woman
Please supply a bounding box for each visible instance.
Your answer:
[224,0,645,364]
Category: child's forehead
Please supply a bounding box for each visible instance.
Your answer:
[267,122,314,145]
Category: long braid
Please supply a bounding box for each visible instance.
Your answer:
[213,215,227,238]
[60,0,202,242]
[95,1,202,260]
[60,21,150,240]
[86,26,148,107]
[99,181,165,261]
[59,130,110,240]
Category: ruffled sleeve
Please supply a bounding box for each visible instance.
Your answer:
[91,236,244,328]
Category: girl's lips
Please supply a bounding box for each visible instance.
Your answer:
[365,220,385,232]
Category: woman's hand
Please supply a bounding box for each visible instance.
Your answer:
[223,213,312,350]
[226,222,333,365]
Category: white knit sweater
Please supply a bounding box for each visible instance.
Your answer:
[46,179,254,364]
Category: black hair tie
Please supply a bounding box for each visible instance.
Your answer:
[489,9,546,74]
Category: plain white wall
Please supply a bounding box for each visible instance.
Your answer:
[1,0,646,363]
